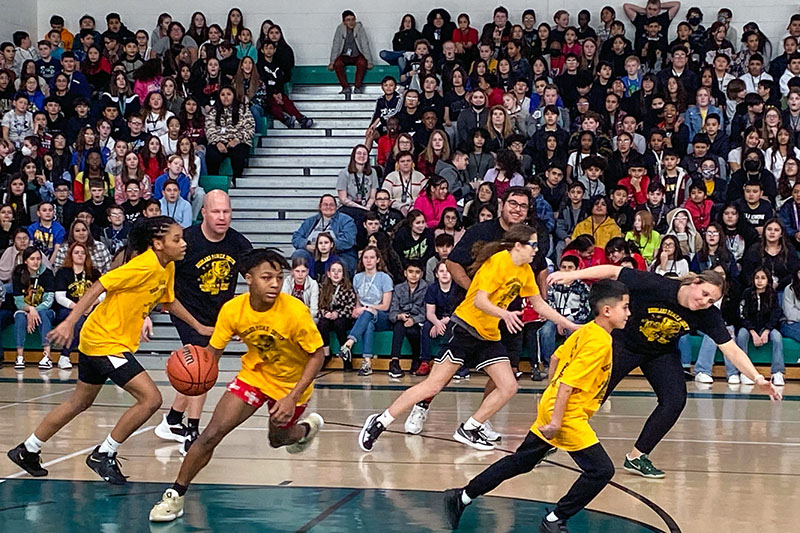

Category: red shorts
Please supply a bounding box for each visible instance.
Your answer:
[226,377,307,428]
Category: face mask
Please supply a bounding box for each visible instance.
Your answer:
[550,48,561,57]
[472,103,485,111]
[701,168,715,178]
[21,146,32,157]
[744,159,760,172]
[688,16,702,26]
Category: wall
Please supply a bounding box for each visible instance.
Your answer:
[0,0,37,44]
[29,1,800,65]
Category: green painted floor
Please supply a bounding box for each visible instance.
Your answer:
[0,479,658,532]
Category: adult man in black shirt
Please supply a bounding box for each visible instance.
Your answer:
[549,265,782,479]
[151,190,253,454]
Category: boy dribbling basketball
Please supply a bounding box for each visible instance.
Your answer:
[149,249,326,522]
[443,280,630,533]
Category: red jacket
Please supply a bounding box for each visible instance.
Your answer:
[413,193,457,228]
[377,134,396,167]
[684,198,714,231]
[617,175,650,208]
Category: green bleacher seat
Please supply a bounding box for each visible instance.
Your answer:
[2,327,45,350]
[218,158,233,177]
[291,65,396,85]
[199,175,230,193]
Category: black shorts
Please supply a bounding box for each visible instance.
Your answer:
[433,324,509,370]
[78,352,145,387]
[170,314,212,347]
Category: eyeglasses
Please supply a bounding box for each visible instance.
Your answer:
[706,230,720,236]
[526,241,539,249]
[506,199,530,211]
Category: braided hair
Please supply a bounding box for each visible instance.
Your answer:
[124,216,177,262]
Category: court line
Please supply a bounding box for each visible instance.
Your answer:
[0,388,72,410]
[328,421,680,533]
[294,488,361,533]
[0,424,155,485]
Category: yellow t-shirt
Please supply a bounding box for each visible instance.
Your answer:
[531,321,613,452]
[79,249,175,356]
[210,293,324,404]
[454,250,538,341]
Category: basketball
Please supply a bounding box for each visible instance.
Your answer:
[166,345,218,396]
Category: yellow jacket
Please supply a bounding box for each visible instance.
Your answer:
[572,216,622,249]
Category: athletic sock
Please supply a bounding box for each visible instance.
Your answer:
[166,408,184,426]
[416,400,431,409]
[546,511,559,522]
[376,410,395,427]
[171,482,188,496]
[187,418,200,431]
[98,434,121,456]
[24,433,44,453]
[460,490,472,505]
[464,417,482,431]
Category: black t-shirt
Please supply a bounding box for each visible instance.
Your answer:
[174,225,253,326]
[55,268,97,306]
[443,90,469,123]
[424,282,464,319]
[633,12,671,50]
[121,200,145,224]
[13,269,56,307]
[615,268,730,354]
[86,198,115,228]
[449,218,547,274]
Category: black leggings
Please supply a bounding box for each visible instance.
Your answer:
[465,432,614,520]
[606,340,687,455]
[317,316,352,348]
[391,321,421,359]
[206,143,250,183]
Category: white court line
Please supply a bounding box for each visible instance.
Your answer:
[0,388,73,411]
[0,424,155,484]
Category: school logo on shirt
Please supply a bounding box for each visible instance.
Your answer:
[67,277,92,300]
[497,278,523,309]
[24,283,44,307]
[639,307,689,344]
[241,325,287,361]
[196,254,236,295]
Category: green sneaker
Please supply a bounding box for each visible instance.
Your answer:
[623,454,665,479]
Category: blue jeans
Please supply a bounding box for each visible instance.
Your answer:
[421,320,454,361]
[56,307,87,357]
[15,309,55,349]
[780,321,800,343]
[379,50,407,76]
[347,309,390,358]
[536,320,561,366]
[735,327,785,374]
[250,103,266,135]
[693,327,738,376]
[678,335,693,367]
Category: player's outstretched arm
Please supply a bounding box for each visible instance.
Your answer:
[47,280,107,347]
[548,265,622,286]
[205,345,224,362]
[717,340,783,401]
[163,299,214,337]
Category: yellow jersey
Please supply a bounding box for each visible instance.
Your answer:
[454,250,538,341]
[210,293,323,404]
[80,249,175,357]
[531,321,613,452]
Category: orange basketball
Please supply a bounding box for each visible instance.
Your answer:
[166,345,219,396]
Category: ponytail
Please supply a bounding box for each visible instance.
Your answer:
[468,224,536,276]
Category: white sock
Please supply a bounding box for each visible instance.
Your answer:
[546,511,559,522]
[24,434,44,453]
[464,417,483,430]
[376,410,395,427]
[98,434,121,456]
[461,490,472,505]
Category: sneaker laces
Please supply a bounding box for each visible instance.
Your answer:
[106,454,130,479]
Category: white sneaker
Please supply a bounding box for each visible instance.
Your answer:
[14,355,24,369]
[404,404,428,435]
[727,374,741,385]
[38,356,52,370]
[57,356,72,369]
[772,372,785,386]
[154,414,189,443]
[694,372,713,384]
[286,413,324,454]
[740,374,755,385]
[149,488,185,522]
[481,420,502,442]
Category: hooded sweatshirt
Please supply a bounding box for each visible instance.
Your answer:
[665,207,703,257]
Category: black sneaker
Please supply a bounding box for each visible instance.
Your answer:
[531,368,547,381]
[388,359,404,379]
[452,424,495,451]
[7,443,48,477]
[299,116,314,129]
[358,414,386,452]
[85,446,128,485]
[443,488,467,529]
[337,344,352,362]
[180,428,199,457]
[453,365,470,381]
[539,515,569,532]
[683,367,695,381]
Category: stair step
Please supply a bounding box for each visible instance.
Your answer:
[293,100,376,111]
[228,219,303,231]
[241,167,340,176]
[253,147,352,157]
[236,179,337,190]
[265,128,368,137]
[291,85,383,95]
[229,197,322,209]
[260,137,362,148]
[229,186,333,196]
[249,155,351,167]
[303,110,373,120]
[273,118,370,129]
[290,93,383,102]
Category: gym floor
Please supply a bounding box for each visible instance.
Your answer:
[0,366,797,533]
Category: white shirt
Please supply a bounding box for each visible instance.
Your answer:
[740,71,774,94]
[144,110,175,137]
